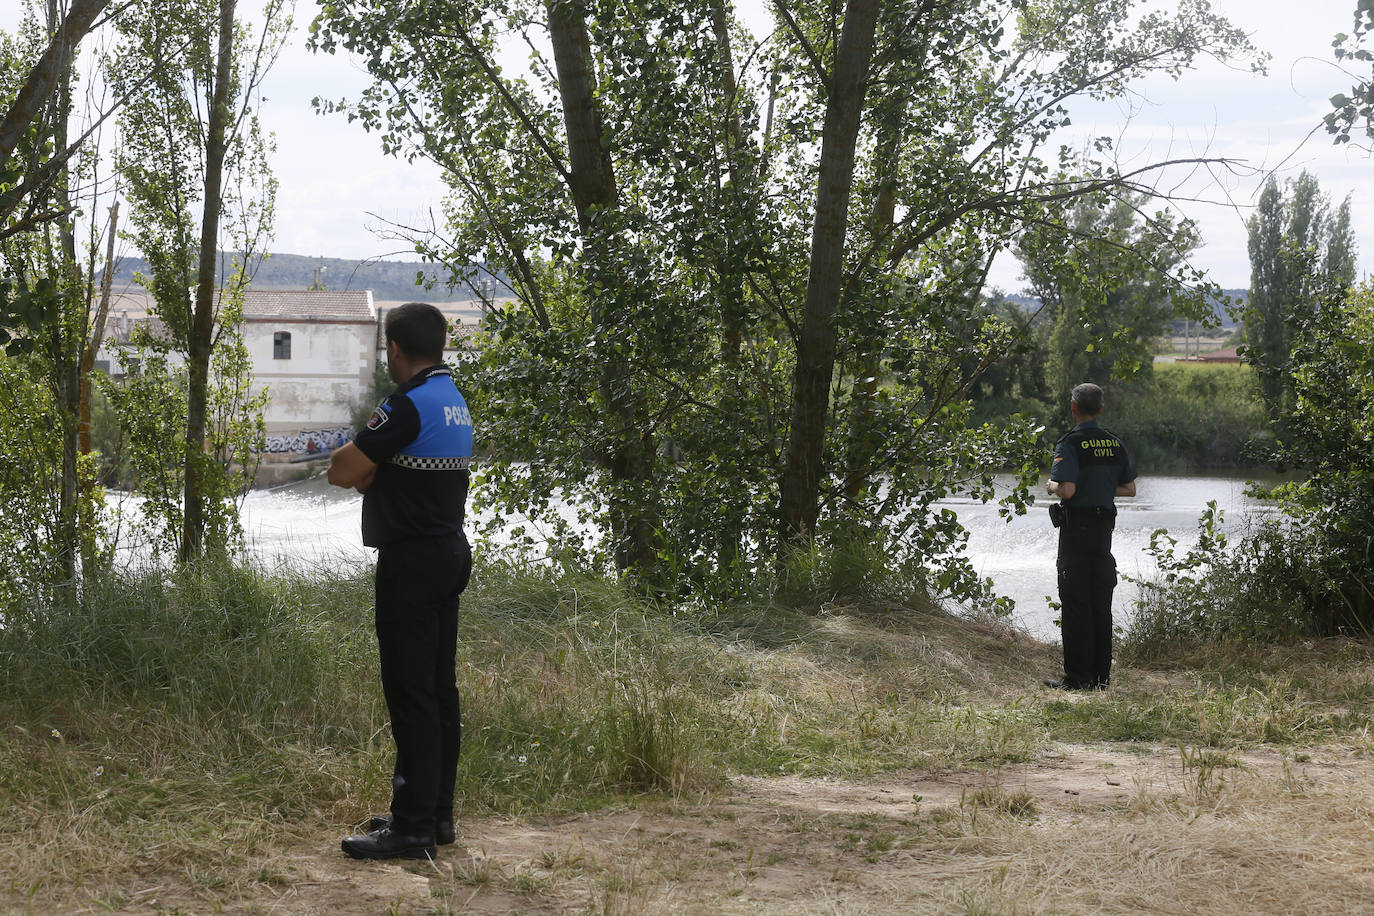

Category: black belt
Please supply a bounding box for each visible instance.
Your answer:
[1065,504,1115,516]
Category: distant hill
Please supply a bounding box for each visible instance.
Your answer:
[102,252,513,302]
[1180,288,1246,330]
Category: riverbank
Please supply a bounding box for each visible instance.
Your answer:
[226,471,1280,642]
[4,561,1373,914]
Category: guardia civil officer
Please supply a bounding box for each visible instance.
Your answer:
[1043,382,1136,691]
[328,302,474,860]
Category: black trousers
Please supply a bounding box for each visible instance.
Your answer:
[374,532,472,836]
[1056,510,1116,688]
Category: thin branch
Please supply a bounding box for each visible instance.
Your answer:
[434,22,572,186]
[770,0,831,93]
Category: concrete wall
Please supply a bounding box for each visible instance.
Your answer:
[246,320,376,433]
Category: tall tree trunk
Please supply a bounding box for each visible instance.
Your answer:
[843,84,907,505]
[47,0,80,587]
[0,0,109,171]
[77,203,119,571]
[711,0,748,361]
[776,0,880,551]
[547,0,659,582]
[79,202,119,457]
[709,0,752,572]
[181,0,235,563]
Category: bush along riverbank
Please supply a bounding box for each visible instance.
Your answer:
[974,362,1270,473]
[5,558,1374,914]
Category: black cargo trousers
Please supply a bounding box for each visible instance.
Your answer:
[374,531,473,837]
[1056,506,1116,688]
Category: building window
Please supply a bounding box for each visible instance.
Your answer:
[95,360,111,375]
[273,331,291,360]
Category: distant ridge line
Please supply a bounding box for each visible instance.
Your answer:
[99,251,513,303]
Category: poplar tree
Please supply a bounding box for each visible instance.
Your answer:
[1244,172,1356,417]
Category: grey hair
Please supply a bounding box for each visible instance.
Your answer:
[1071,383,1105,416]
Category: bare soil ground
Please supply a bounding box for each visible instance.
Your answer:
[136,741,1374,916]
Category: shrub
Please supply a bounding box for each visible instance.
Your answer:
[1107,362,1266,470]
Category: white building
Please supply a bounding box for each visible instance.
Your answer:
[243,290,377,441]
[97,290,377,471]
[98,291,488,476]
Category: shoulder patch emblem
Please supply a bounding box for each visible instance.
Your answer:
[367,404,391,430]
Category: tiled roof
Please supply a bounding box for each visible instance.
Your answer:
[241,290,375,321]
[106,290,156,315]
[104,288,376,322]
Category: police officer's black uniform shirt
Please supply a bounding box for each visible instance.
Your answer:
[353,365,474,548]
[1050,420,1136,507]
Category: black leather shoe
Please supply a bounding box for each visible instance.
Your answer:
[368,813,456,846]
[1043,678,1089,690]
[341,826,436,860]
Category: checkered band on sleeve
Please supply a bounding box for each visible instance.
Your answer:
[389,454,474,471]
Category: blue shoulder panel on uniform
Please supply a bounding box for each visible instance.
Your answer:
[399,371,473,459]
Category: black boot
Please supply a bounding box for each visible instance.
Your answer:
[367,813,456,846]
[341,826,436,860]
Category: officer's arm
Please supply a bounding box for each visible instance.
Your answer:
[1048,480,1076,499]
[1116,481,1136,497]
[327,442,378,493]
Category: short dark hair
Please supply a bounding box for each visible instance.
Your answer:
[385,302,448,362]
[1071,382,1105,416]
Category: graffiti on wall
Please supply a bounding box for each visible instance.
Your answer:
[262,426,355,455]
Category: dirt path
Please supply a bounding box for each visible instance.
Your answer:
[234,743,1374,915]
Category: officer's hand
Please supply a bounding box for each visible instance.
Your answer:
[327,442,378,491]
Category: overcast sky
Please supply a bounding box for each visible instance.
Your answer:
[7,0,1372,292]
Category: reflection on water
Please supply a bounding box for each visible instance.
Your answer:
[235,472,1279,641]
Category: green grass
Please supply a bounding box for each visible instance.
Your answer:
[4,558,1374,912]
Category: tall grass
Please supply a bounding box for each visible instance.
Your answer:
[7,555,1374,912]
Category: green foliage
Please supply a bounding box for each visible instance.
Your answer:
[98,347,189,555]
[1105,362,1266,470]
[1127,283,1374,650]
[96,311,264,559]
[0,356,82,610]
[106,0,284,560]
[1266,280,1374,628]
[1017,193,1204,401]
[311,0,1259,600]
[1121,501,1293,655]
[1326,2,1374,143]
[0,274,63,357]
[971,344,1267,472]
[1243,172,1356,417]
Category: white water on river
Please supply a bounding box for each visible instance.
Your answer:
[228,472,1277,641]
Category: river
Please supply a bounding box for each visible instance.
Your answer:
[234,472,1277,641]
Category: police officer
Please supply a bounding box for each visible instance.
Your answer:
[328,302,474,859]
[1044,382,1136,691]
